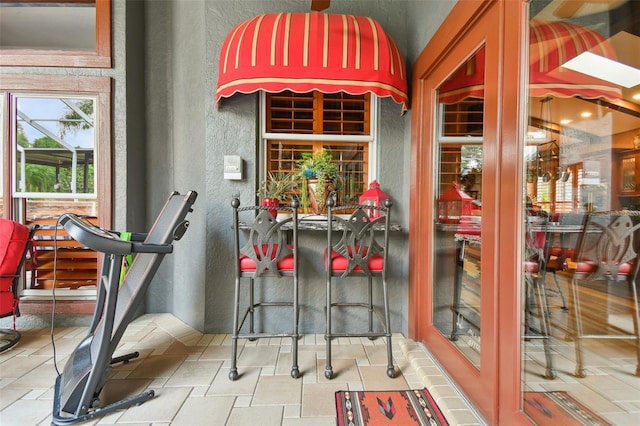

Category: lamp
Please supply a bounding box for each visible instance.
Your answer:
[359,180,389,219]
[437,182,473,224]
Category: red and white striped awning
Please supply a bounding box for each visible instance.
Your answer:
[216,12,409,112]
[439,19,622,104]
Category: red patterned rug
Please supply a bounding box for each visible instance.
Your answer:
[523,391,612,425]
[335,388,449,426]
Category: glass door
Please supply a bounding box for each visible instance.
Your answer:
[432,49,485,369]
[409,3,508,422]
[521,1,640,424]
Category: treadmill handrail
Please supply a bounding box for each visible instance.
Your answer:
[59,213,173,255]
[130,242,173,254]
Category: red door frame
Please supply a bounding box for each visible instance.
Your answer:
[409,1,531,424]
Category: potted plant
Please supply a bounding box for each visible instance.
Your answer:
[257,172,296,216]
[296,149,341,214]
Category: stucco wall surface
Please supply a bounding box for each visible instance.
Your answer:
[0,0,455,333]
[142,0,455,335]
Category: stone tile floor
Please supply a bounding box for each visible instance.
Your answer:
[0,314,485,425]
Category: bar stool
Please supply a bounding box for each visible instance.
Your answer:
[568,212,640,378]
[524,214,556,379]
[323,197,394,379]
[229,197,300,380]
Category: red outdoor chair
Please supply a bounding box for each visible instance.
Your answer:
[0,219,37,353]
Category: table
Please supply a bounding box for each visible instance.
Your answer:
[238,215,403,232]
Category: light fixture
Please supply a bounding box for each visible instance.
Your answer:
[562,52,640,88]
[581,111,592,118]
[560,119,572,125]
[633,93,640,101]
[527,96,554,143]
[528,130,547,140]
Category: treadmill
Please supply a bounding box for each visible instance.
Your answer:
[52,191,197,425]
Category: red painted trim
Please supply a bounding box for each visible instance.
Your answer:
[410,1,535,424]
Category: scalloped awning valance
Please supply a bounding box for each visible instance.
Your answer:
[439,19,623,104]
[216,12,409,112]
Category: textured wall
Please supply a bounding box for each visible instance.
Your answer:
[142,0,454,335]
[206,0,411,335]
[0,0,453,333]
[0,0,454,332]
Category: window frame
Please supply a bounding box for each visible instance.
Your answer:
[0,74,112,224]
[0,0,111,68]
[260,91,379,189]
[11,94,98,199]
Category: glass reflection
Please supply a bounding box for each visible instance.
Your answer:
[433,49,484,369]
[522,1,640,424]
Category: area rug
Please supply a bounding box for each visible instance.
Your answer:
[335,388,449,426]
[523,391,612,426]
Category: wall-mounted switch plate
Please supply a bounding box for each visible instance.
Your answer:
[224,155,243,180]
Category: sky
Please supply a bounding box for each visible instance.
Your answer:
[17,96,95,150]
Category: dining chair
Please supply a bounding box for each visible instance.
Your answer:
[524,214,556,379]
[323,197,394,379]
[568,212,640,378]
[229,197,300,380]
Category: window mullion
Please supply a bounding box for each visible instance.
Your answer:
[313,92,323,134]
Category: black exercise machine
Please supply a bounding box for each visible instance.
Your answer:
[51,191,197,425]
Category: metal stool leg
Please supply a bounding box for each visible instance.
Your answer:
[368,278,374,334]
[229,277,241,381]
[291,276,300,378]
[570,278,586,378]
[629,278,640,376]
[534,278,556,379]
[325,276,334,380]
[551,272,567,310]
[382,277,395,378]
[249,279,255,335]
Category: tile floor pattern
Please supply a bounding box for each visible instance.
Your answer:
[446,273,640,425]
[0,314,485,426]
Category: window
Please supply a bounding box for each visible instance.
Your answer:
[441,99,484,137]
[0,0,111,68]
[13,95,97,199]
[262,91,375,205]
[1,75,111,297]
[528,156,584,214]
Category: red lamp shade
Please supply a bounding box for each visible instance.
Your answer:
[359,180,389,219]
[437,182,473,224]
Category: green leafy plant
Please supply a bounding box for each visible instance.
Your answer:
[257,172,296,202]
[295,149,341,212]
